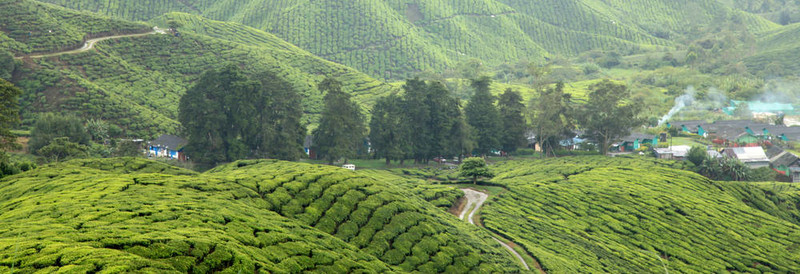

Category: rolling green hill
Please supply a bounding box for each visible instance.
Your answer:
[744,22,800,74]
[35,0,782,79]
[479,156,800,273]
[0,158,520,272]
[3,3,396,137]
[0,0,150,55]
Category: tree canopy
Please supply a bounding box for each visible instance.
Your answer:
[179,65,306,167]
[460,157,494,184]
[0,78,21,153]
[497,88,527,153]
[465,77,500,156]
[578,80,644,155]
[311,77,366,164]
[29,113,91,155]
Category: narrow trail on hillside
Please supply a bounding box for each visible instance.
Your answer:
[459,188,543,272]
[14,30,160,60]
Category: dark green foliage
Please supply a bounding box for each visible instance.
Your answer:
[459,157,493,184]
[530,82,573,157]
[497,88,527,153]
[179,65,305,166]
[0,50,14,79]
[28,113,91,154]
[312,77,366,164]
[369,94,409,165]
[578,80,644,155]
[687,145,707,166]
[251,70,306,161]
[37,136,88,162]
[465,77,500,156]
[0,78,21,152]
[698,156,752,181]
[484,157,800,272]
[113,140,143,157]
[402,78,468,163]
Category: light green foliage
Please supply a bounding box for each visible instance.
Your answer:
[0,0,150,55]
[459,157,493,184]
[0,158,391,273]
[483,156,800,273]
[35,0,780,79]
[358,169,465,209]
[6,10,394,138]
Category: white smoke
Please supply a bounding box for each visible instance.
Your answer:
[658,86,696,126]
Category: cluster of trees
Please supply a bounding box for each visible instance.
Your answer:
[179,65,306,167]
[365,77,532,165]
[367,77,643,164]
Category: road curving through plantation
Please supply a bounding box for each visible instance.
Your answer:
[14,30,160,59]
[459,188,535,271]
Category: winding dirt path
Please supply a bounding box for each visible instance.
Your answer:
[459,188,532,271]
[14,31,158,60]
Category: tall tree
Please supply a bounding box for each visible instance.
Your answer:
[179,65,254,166]
[179,65,306,166]
[402,78,431,163]
[400,78,468,163]
[0,79,21,153]
[29,113,91,155]
[369,94,409,165]
[530,82,573,157]
[497,88,527,154]
[578,80,644,155]
[312,77,366,164]
[0,50,15,80]
[465,77,500,156]
[251,70,306,161]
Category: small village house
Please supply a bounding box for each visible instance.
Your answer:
[148,134,187,161]
[654,145,692,160]
[723,147,770,168]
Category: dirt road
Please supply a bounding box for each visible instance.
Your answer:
[14,31,157,59]
[459,188,531,271]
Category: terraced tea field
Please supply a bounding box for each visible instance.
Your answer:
[0,158,521,272]
[480,156,800,273]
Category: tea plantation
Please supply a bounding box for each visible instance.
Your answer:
[6,6,395,137]
[481,156,800,273]
[0,158,520,272]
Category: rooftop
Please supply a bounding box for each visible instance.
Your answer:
[151,134,187,149]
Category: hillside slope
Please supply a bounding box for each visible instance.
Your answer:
[36,0,780,79]
[0,0,149,55]
[0,158,521,272]
[4,6,395,137]
[482,157,800,273]
[744,22,800,74]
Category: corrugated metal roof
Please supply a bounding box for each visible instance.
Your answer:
[724,147,769,162]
